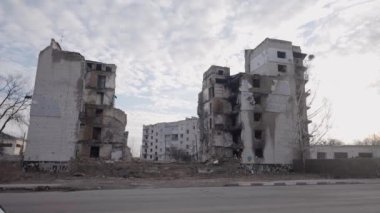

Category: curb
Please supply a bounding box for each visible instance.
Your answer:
[224,180,363,187]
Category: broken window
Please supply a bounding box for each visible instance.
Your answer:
[254,130,262,139]
[278,64,287,73]
[317,152,326,159]
[150,149,152,152]
[358,152,373,158]
[255,148,263,158]
[155,146,157,149]
[334,152,348,159]
[105,66,112,72]
[97,75,106,89]
[209,118,212,129]
[277,51,286,59]
[254,112,262,122]
[144,149,147,153]
[186,130,189,134]
[155,139,158,143]
[150,155,152,159]
[186,145,190,149]
[96,92,104,105]
[92,127,101,140]
[218,70,224,75]
[208,87,214,99]
[90,146,99,158]
[95,109,103,116]
[143,154,147,159]
[96,64,102,71]
[253,78,260,88]
[154,157,158,161]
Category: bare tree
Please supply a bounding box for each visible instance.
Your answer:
[295,54,332,168]
[0,75,32,135]
[354,133,380,145]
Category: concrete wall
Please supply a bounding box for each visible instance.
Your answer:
[25,41,84,162]
[294,159,380,178]
[141,117,200,161]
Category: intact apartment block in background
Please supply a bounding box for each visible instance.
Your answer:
[198,38,310,164]
[24,39,131,170]
[140,117,200,162]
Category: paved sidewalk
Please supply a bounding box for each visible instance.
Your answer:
[225,178,380,187]
[1,178,380,192]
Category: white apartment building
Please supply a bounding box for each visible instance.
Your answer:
[140,117,200,162]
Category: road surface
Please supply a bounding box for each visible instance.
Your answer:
[1,183,380,213]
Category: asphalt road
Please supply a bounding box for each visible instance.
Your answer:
[1,184,380,213]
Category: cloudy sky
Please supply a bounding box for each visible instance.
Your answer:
[1,0,379,156]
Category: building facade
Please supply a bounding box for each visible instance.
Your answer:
[140,117,200,162]
[198,38,310,164]
[24,39,130,170]
[310,145,380,159]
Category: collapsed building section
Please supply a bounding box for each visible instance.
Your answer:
[24,39,130,170]
[198,38,310,164]
[140,117,200,162]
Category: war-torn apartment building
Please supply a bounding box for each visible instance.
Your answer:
[198,38,310,165]
[24,39,131,170]
[140,117,200,162]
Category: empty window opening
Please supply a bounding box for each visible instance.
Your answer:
[95,109,103,116]
[334,152,348,159]
[105,66,112,72]
[253,78,260,88]
[96,92,104,105]
[254,95,261,104]
[92,127,101,140]
[186,130,189,134]
[277,51,286,59]
[254,130,262,139]
[171,134,178,141]
[254,113,262,122]
[278,64,287,73]
[150,155,152,159]
[143,154,147,159]
[255,148,263,158]
[96,64,102,71]
[209,118,212,129]
[90,146,100,158]
[358,152,373,158]
[218,70,224,75]
[215,78,226,84]
[154,157,158,161]
[87,63,93,70]
[97,75,106,89]
[317,152,326,159]
[180,134,183,138]
[186,145,190,149]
